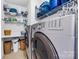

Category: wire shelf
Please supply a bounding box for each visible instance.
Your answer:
[36,0,78,20]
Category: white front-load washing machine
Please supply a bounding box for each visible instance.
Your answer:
[31,14,76,59]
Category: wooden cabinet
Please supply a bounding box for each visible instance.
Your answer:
[20,39,26,50]
[4,41,12,54]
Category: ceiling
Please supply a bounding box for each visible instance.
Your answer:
[5,0,28,7]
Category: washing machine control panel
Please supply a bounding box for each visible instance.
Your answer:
[34,17,63,30]
[47,18,63,30]
[34,18,62,30]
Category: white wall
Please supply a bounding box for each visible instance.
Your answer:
[35,0,45,8]
[1,0,4,58]
[35,0,49,8]
[1,40,4,59]
[27,0,37,25]
[5,0,27,7]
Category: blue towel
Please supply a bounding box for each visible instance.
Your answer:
[9,8,17,13]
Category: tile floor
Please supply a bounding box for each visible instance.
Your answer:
[3,49,28,59]
[3,49,41,59]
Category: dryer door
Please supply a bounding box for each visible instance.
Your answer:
[32,32,59,59]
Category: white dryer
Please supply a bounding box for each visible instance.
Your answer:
[31,14,76,59]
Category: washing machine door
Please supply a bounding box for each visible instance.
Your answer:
[33,32,59,59]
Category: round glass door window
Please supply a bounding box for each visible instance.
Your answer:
[32,32,59,59]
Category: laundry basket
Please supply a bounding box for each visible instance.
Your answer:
[4,30,11,36]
